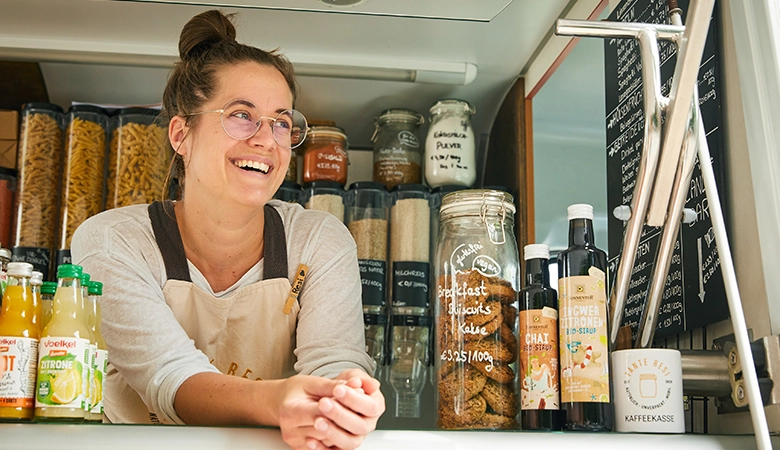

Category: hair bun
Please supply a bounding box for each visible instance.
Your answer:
[178,10,237,60]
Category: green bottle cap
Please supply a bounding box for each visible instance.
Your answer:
[88,281,103,296]
[41,281,57,296]
[57,264,83,279]
[81,272,91,287]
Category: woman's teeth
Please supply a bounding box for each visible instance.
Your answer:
[234,160,270,174]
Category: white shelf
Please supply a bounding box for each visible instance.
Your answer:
[0,423,774,450]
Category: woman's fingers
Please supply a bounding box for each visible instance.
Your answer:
[331,383,385,419]
[312,416,365,450]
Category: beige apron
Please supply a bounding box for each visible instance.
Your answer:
[105,201,299,423]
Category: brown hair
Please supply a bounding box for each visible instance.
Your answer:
[162,9,298,195]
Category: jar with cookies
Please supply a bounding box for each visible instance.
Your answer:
[434,189,520,430]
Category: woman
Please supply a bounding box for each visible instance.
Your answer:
[72,9,384,450]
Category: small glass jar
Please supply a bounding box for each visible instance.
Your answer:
[106,108,171,209]
[59,105,109,251]
[372,109,424,190]
[301,126,349,186]
[14,102,64,277]
[425,99,477,189]
[273,180,302,204]
[302,181,345,222]
[0,168,17,249]
[345,181,390,376]
[434,189,520,430]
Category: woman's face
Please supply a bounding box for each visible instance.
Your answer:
[179,61,294,209]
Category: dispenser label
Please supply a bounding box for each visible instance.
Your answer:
[392,261,429,308]
[359,259,386,307]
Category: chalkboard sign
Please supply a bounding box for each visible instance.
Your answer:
[604,0,729,341]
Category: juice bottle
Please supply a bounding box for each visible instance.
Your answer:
[34,264,91,422]
[0,262,38,421]
[40,281,57,330]
[79,272,95,417]
[87,281,106,423]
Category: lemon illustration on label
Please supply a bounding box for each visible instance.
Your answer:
[51,368,82,404]
[93,371,103,405]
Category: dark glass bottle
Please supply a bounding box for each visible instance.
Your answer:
[557,204,612,431]
[519,244,561,430]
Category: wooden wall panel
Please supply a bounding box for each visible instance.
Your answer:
[484,77,534,254]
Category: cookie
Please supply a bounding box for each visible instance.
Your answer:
[465,337,514,362]
[481,378,519,417]
[503,304,517,328]
[487,278,517,305]
[438,394,487,429]
[463,312,502,341]
[471,361,515,384]
[478,412,519,430]
[439,363,487,403]
[499,322,518,358]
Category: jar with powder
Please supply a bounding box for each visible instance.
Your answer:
[302,181,345,222]
[345,181,390,376]
[301,126,349,186]
[424,99,476,189]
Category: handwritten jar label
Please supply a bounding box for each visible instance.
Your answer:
[392,261,429,308]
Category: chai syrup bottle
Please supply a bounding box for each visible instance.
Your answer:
[519,244,561,430]
[557,204,612,431]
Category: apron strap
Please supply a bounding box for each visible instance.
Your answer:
[147,201,288,282]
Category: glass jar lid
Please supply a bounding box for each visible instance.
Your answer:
[67,104,108,116]
[375,109,424,127]
[307,125,347,142]
[348,181,387,192]
[429,99,475,117]
[440,189,515,221]
[22,102,63,114]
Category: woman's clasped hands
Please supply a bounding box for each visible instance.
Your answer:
[276,369,385,450]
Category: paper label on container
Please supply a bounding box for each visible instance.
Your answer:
[35,337,90,410]
[519,308,559,410]
[558,272,610,403]
[0,336,38,408]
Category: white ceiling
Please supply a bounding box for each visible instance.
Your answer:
[0,0,578,148]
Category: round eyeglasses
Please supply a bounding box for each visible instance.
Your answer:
[186,99,309,149]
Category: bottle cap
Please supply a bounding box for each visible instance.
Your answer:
[88,281,103,296]
[7,262,33,277]
[41,281,57,296]
[31,271,43,286]
[524,244,550,261]
[80,273,91,287]
[57,264,83,279]
[567,203,594,221]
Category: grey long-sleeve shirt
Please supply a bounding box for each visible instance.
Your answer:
[71,200,373,424]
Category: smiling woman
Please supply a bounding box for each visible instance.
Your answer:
[70,9,384,450]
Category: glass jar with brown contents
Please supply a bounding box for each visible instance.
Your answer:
[372,109,424,190]
[434,189,520,430]
[301,126,348,186]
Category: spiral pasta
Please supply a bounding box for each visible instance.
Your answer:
[106,120,170,209]
[14,111,62,248]
[59,116,107,248]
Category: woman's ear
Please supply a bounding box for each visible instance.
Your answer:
[169,115,189,156]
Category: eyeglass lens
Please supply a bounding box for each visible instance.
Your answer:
[220,100,307,148]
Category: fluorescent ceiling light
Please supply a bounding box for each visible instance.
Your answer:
[0,42,477,85]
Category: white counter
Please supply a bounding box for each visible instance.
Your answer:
[0,424,774,450]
